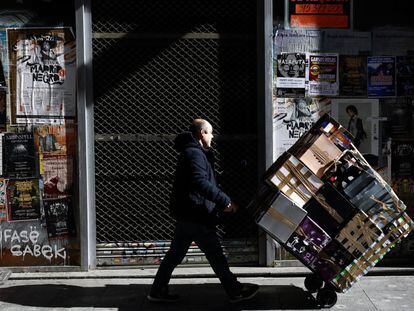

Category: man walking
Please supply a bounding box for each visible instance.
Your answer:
[147,119,259,303]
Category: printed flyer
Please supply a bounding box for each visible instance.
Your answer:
[331,98,379,155]
[2,132,36,178]
[0,178,6,221]
[397,56,414,97]
[41,154,73,198]
[339,56,367,97]
[43,197,75,238]
[34,123,76,156]
[275,53,306,97]
[7,28,76,124]
[273,97,331,159]
[6,178,40,221]
[307,53,339,96]
[367,56,396,97]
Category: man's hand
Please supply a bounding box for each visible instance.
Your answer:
[223,202,238,213]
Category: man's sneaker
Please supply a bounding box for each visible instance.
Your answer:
[229,283,259,303]
[147,292,181,303]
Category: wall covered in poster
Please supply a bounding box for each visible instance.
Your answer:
[0,19,78,266]
[274,5,414,264]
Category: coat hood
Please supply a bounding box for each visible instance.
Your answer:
[173,132,201,152]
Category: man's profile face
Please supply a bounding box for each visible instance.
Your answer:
[201,123,213,149]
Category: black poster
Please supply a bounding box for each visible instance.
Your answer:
[0,89,6,131]
[275,53,306,97]
[0,59,5,87]
[397,56,414,97]
[43,197,76,238]
[2,132,37,178]
[380,98,414,138]
[339,56,367,97]
[6,178,40,221]
[392,140,414,180]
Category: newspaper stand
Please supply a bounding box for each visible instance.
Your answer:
[249,114,414,308]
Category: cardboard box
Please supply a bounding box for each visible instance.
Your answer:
[256,192,307,243]
[267,154,323,208]
[299,134,343,178]
[285,216,331,265]
[335,211,384,258]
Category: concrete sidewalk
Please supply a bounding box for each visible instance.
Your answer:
[1,274,414,310]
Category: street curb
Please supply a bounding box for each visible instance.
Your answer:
[7,267,414,280]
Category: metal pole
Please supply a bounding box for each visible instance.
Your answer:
[257,0,275,267]
[75,0,96,271]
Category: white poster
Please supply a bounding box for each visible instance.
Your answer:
[323,30,372,55]
[273,97,331,160]
[331,99,379,156]
[274,29,323,55]
[373,31,414,56]
[306,53,339,96]
[8,28,76,124]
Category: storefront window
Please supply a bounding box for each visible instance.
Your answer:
[272,0,414,264]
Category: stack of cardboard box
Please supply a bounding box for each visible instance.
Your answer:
[252,114,414,292]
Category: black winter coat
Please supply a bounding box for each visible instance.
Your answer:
[169,132,231,225]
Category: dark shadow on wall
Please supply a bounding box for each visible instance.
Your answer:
[77,0,260,244]
[0,283,318,310]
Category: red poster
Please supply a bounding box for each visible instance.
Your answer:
[289,0,351,29]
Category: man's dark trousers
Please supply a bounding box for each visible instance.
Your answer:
[150,221,242,297]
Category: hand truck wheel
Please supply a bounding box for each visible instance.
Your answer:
[304,274,324,293]
[316,287,338,308]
